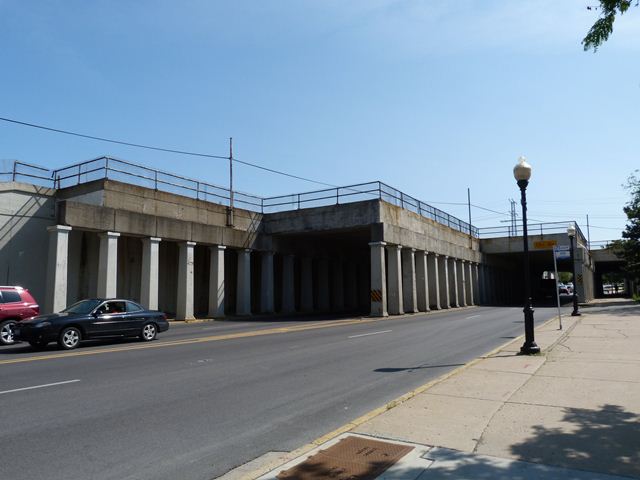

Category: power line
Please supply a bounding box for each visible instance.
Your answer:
[529,212,625,219]
[589,225,625,230]
[471,203,510,216]
[0,116,337,188]
[424,200,468,206]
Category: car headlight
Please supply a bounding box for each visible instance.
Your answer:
[35,321,51,328]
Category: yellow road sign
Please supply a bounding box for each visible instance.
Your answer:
[533,240,557,249]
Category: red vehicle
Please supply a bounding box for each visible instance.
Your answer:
[0,286,40,345]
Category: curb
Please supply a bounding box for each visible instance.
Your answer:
[169,305,479,327]
[168,318,217,325]
[237,312,570,480]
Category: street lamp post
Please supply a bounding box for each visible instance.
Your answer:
[514,156,540,355]
[567,224,581,316]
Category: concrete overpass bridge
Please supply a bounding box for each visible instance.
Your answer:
[590,246,634,298]
[0,157,620,320]
[479,222,594,305]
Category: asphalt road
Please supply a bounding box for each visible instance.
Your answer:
[0,306,565,480]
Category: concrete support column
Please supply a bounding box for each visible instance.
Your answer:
[473,263,480,305]
[488,266,494,304]
[331,259,345,311]
[401,248,418,313]
[282,255,296,313]
[369,242,387,317]
[428,253,441,310]
[358,260,370,311]
[490,268,498,304]
[97,231,120,298]
[44,225,72,314]
[509,271,516,304]
[493,269,500,304]
[236,249,251,316]
[467,261,475,306]
[415,251,430,312]
[448,257,459,307]
[208,245,226,318]
[317,257,331,312]
[386,245,404,315]
[438,255,450,309]
[176,241,196,320]
[345,261,358,311]
[479,264,486,304]
[459,260,467,307]
[301,257,314,312]
[502,270,508,304]
[493,268,500,304]
[140,237,161,310]
[260,251,274,314]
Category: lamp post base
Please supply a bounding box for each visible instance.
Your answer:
[520,304,540,355]
[520,341,541,355]
[571,294,581,316]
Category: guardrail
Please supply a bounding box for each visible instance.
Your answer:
[262,181,479,237]
[478,220,588,246]
[589,240,616,249]
[52,156,263,211]
[2,157,479,237]
[0,161,53,187]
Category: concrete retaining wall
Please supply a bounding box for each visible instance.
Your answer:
[0,182,56,302]
[379,202,481,262]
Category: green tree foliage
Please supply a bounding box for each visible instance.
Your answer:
[611,172,640,280]
[559,271,573,283]
[583,0,637,51]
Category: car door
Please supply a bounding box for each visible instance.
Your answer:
[89,301,129,337]
[124,301,147,334]
[0,289,29,320]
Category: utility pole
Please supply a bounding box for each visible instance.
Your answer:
[509,199,517,236]
[586,214,591,250]
[227,137,234,227]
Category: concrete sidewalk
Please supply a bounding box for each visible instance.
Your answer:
[244,300,640,480]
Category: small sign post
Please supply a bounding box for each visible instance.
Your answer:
[552,246,570,330]
[554,245,571,260]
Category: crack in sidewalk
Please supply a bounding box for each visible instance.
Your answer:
[472,317,582,454]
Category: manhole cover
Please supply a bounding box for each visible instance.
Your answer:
[277,436,414,480]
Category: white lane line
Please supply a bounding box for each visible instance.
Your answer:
[0,379,81,396]
[466,314,482,319]
[348,330,392,339]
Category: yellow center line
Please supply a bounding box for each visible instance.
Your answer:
[0,315,403,366]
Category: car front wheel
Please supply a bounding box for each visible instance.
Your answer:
[0,320,17,345]
[140,323,157,342]
[58,327,81,350]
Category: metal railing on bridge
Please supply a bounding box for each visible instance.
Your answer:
[478,220,588,246]
[52,156,263,211]
[2,157,479,237]
[261,181,479,236]
[0,161,53,187]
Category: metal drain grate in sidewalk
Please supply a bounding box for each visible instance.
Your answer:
[276,436,414,480]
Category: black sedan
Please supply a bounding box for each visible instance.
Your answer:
[13,299,169,350]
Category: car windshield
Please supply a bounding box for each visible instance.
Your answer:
[63,299,102,314]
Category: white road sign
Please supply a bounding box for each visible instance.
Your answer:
[554,245,571,260]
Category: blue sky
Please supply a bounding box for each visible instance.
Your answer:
[1,1,638,242]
